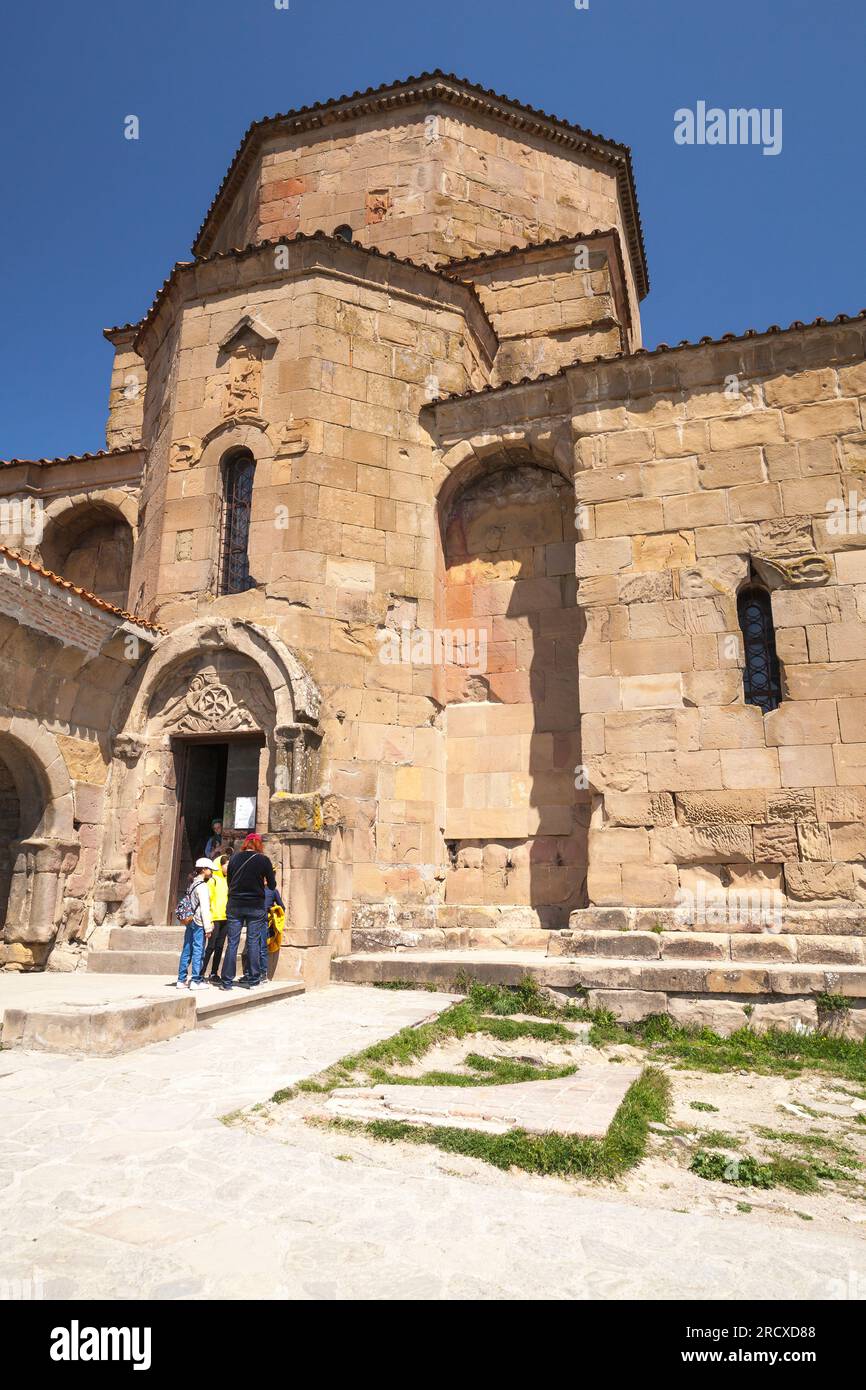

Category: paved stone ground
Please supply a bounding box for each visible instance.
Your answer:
[1,984,864,1301]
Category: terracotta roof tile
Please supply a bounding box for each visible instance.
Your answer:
[0,446,140,470]
[438,229,621,273]
[425,310,866,405]
[0,545,165,634]
[119,231,494,354]
[189,71,649,297]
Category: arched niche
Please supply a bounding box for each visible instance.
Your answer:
[38,498,136,608]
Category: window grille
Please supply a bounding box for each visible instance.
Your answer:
[218,451,255,595]
[737,585,782,713]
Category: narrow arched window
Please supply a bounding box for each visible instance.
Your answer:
[219,449,256,595]
[738,585,782,713]
[334,224,353,243]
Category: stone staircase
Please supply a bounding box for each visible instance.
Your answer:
[89,927,189,977]
[332,905,866,1036]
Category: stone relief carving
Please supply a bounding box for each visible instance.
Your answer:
[169,437,203,471]
[271,420,310,459]
[168,417,310,472]
[112,734,145,765]
[156,667,273,735]
[752,552,832,589]
[225,343,263,418]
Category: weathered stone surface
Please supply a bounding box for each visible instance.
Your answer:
[1,995,196,1055]
[5,76,866,1040]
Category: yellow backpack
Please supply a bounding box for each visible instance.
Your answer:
[267,903,285,953]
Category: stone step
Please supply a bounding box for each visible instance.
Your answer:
[568,906,866,937]
[1,979,306,1054]
[331,949,866,1000]
[550,929,866,966]
[194,980,304,1020]
[88,951,184,976]
[108,928,186,952]
[351,925,554,954]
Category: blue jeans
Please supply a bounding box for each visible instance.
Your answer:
[177,923,205,984]
[221,910,267,987]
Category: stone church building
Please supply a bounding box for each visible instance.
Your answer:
[2,74,865,1026]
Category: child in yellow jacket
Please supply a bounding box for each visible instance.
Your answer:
[203,854,229,984]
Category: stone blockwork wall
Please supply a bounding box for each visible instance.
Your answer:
[202,97,643,336]
[449,233,633,384]
[442,463,584,928]
[569,322,866,912]
[0,610,151,971]
[123,240,499,956]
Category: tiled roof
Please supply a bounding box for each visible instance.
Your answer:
[0,446,141,470]
[0,546,165,633]
[189,71,649,298]
[425,309,866,405]
[438,229,621,273]
[110,231,495,355]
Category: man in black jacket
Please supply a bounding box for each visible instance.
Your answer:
[219,833,276,990]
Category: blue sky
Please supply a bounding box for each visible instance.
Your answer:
[0,0,863,460]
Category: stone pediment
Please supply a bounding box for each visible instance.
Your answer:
[217,315,279,355]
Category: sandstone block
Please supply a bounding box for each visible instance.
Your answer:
[667,996,751,1035]
[632,531,696,571]
[720,748,780,790]
[620,863,679,906]
[778,744,836,789]
[698,706,765,749]
[797,936,864,965]
[605,791,675,827]
[647,751,721,792]
[785,861,856,902]
[729,936,797,963]
[764,700,839,746]
[659,933,729,961]
[677,790,767,825]
[620,673,684,709]
[585,989,668,1022]
[705,967,769,994]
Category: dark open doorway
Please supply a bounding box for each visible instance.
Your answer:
[171,736,263,903]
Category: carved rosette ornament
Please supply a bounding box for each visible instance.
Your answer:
[160,670,271,735]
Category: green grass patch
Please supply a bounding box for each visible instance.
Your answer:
[323,1066,670,1179]
[815,992,851,1015]
[373,980,441,993]
[754,1128,862,1168]
[369,1054,577,1089]
[629,1015,866,1085]
[691,1146,853,1194]
[689,1100,719,1113]
[273,981,588,1101]
[699,1129,740,1149]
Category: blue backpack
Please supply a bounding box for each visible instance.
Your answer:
[175,876,203,926]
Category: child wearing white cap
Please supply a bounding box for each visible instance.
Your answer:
[175,858,214,990]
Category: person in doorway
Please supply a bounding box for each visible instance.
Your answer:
[219,833,276,991]
[204,819,224,860]
[202,853,230,984]
[175,857,213,991]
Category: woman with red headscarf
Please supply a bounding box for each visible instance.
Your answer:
[219,833,276,990]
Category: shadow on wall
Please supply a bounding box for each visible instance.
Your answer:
[38,502,134,609]
[441,459,587,928]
